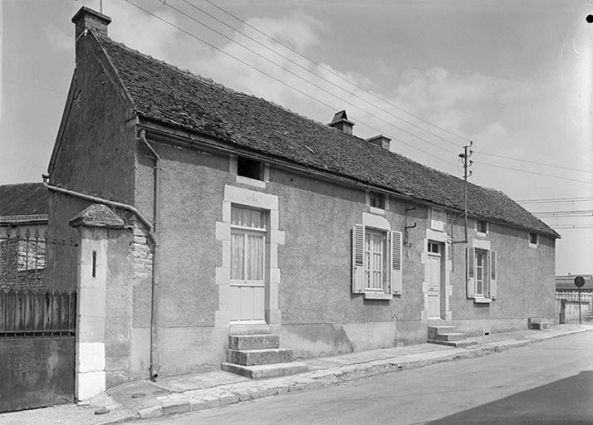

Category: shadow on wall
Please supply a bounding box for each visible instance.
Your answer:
[426,371,593,425]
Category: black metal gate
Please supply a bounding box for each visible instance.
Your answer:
[0,227,78,412]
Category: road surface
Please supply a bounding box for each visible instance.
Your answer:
[127,331,593,425]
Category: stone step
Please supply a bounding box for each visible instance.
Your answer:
[436,332,466,342]
[228,324,271,335]
[427,325,457,340]
[221,361,309,380]
[227,348,293,366]
[427,339,479,348]
[229,334,280,350]
[527,318,551,330]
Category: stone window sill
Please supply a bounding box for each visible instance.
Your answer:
[364,292,392,300]
[473,297,492,304]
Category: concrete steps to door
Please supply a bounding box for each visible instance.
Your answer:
[227,348,293,366]
[229,334,280,351]
[222,330,308,379]
[427,325,478,348]
[221,361,309,380]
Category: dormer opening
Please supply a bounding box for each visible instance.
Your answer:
[237,157,263,180]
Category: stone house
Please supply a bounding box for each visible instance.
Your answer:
[0,183,49,289]
[47,7,559,398]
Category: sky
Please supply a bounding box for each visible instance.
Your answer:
[1,0,592,275]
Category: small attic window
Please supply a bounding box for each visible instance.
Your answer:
[529,232,539,246]
[369,192,386,209]
[237,157,262,180]
[477,220,488,234]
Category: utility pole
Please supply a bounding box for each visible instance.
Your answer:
[459,142,473,243]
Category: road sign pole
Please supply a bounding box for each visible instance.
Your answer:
[578,287,582,324]
[574,276,585,324]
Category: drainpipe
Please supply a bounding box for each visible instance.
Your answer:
[139,130,161,382]
[43,180,155,240]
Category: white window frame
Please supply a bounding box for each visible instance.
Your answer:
[230,206,267,287]
[467,239,497,303]
[475,249,488,297]
[364,228,387,291]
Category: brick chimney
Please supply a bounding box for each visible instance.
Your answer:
[366,134,391,150]
[328,110,354,135]
[72,6,111,40]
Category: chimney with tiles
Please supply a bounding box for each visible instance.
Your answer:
[328,110,355,135]
[366,134,391,151]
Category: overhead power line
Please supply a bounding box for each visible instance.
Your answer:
[122,0,458,168]
[532,209,593,215]
[203,0,470,145]
[474,161,593,185]
[518,196,593,204]
[551,225,593,229]
[475,150,593,175]
[160,0,459,157]
[181,0,463,151]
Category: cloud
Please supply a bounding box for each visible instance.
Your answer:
[98,3,547,176]
[107,1,189,65]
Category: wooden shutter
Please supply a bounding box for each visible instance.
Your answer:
[466,246,475,298]
[390,231,403,295]
[489,250,497,299]
[352,225,365,293]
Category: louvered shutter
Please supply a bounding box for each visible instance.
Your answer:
[352,225,365,293]
[466,246,476,298]
[390,231,403,295]
[489,250,497,299]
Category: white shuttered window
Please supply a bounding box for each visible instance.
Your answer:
[353,225,403,297]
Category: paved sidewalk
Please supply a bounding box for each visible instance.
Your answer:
[1,324,591,425]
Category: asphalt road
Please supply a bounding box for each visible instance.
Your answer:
[129,331,593,425]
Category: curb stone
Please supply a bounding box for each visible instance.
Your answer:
[97,326,592,424]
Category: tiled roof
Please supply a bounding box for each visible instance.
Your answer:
[95,35,558,238]
[0,183,48,217]
[556,275,593,291]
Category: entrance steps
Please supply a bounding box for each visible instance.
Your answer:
[427,325,478,348]
[222,327,308,379]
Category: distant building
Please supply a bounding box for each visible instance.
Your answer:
[0,183,48,289]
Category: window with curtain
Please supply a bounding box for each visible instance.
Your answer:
[230,206,266,284]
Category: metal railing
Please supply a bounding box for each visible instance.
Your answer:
[0,289,76,338]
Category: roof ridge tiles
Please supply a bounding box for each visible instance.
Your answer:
[90,33,558,238]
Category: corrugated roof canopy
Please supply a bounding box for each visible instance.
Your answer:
[95,35,558,238]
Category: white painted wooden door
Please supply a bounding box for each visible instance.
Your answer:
[229,206,267,323]
[427,254,442,319]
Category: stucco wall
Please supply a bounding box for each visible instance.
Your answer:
[270,168,427,355]
[132,142,230,377]
[130,139,557,374]
[447,221,556,335]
